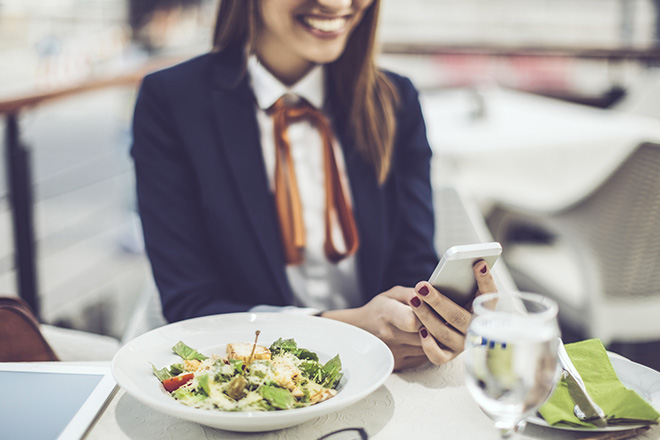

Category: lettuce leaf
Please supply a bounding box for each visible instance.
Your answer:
[269,338,298,354]
[169,363,184,375]
[172,387,207,404]
[259,385,295,410]
[197,373,211,396]
[321,355,343,389]
[151,363,172,381]
[172,341,209,361]
[299,360,323,382]
[269,338,319,361]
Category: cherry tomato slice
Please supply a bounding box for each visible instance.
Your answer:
[162,373,194,392]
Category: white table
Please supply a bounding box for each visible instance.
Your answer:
[87,355,659,440]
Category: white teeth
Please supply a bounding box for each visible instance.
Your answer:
[303,16,346,32]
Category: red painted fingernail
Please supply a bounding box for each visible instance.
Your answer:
[480,264,488,274]
[420,328,428,338]
[410,296,421,308]
[418,285,429,296]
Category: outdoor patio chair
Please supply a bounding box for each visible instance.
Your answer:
[0,295,120,361]
[0,296,58,362]
[487,142,660,346]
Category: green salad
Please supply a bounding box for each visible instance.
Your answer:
[152,338,343,412]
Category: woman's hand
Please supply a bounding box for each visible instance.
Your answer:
[321,286,428,371]
[409,260,498,365]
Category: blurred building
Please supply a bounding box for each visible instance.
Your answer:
[379,0,659,105]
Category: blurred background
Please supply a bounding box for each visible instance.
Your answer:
[2,0,660,366]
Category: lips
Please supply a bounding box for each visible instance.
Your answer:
[300,15,349,34]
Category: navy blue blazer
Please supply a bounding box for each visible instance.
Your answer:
[131,47,438,323]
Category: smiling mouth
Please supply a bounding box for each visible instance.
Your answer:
[300,15,349,33]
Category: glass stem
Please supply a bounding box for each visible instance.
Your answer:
[495,419,526,439]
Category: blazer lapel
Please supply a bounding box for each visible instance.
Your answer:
[209,49,292,303]
[333,115,386,301]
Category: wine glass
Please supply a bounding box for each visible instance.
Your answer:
[463,291,561,438]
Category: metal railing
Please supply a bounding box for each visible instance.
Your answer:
[381,42,660,62]
[0,56,182,320]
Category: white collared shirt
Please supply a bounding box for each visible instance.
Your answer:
[247,56,361,313]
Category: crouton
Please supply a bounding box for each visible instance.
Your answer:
[310,388,337,404]
[226,342,271,364]
[183,359,202,372]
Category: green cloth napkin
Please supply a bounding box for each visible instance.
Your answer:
[538,339,660,428]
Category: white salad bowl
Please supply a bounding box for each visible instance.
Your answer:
[112,312,394,432]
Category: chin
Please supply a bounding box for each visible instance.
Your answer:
[305,44,348,65]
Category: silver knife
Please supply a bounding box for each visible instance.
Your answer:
[557,338,608,428]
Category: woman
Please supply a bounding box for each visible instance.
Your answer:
[131,0,497,370]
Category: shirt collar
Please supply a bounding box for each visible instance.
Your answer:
[247,55,325,110]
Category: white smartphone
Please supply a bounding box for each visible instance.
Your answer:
[428,242,502,305]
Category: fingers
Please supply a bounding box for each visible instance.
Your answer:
[408,285,468,354]
[377,324,423,347]
[394,355,429,371]
[382,286,424,333]
[395,343,426,358]
[390,303,423,334]
[385,285,419,304]
[406,261,499,367]
[359,288,423,354]
[418,327,460,365]
[412,282,472,334]
[473,259,497,297]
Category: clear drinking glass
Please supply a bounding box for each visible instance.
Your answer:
[463,292,561,438]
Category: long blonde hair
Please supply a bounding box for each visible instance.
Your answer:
[212,0,398,184]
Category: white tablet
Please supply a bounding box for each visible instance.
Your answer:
[0,363,117,440]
